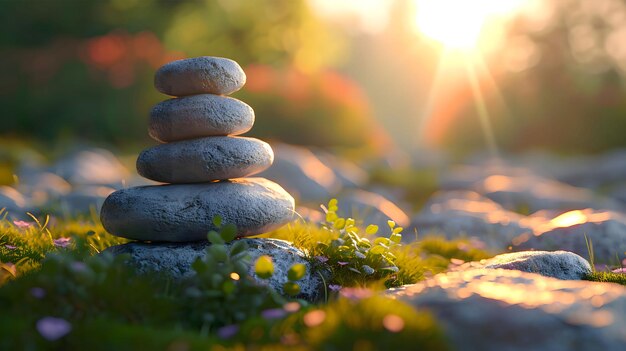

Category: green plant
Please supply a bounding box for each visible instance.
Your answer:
[315,199,402,287]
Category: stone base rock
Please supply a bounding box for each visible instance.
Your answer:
[454,250,592,280]
[100,177,295,242]
[388,269,626,351]
[103,238,324,301]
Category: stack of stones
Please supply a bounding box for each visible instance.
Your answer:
[100,56,295,242]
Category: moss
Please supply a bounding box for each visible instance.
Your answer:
[583,271,626,286]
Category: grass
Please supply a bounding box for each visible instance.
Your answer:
[583,272,626,286]
[0,204,468,351]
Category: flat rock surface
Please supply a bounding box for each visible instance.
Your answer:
[149,94,254,142]
[388,269,626,351]
[455,250,592,280]
[154,56,246,96]
[103,238,324,301]
[100,177,294,242]
[136,136,273,183]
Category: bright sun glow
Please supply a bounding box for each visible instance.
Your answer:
[415,0,525,50]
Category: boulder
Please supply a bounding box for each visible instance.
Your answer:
[387,269,626,351]
[455,250,592,280]
[51,148,129,187]
[104,238,324,301]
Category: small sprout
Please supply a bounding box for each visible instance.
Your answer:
[207,231,225,245]
[283,281,301,296]
[369,245,386,255]
[212,215,222,228]
[287,263,306,281]
[390,233,402,244]
[208,245,228,262]
[392,227,403,234]
[365,224,379,235]
[326,212,338,222]
[220,224,237,243]
[254,255,274,279]
[333,218,346,229]
[387,220,396,229]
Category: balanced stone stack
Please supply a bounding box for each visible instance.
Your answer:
[100,57,295,242]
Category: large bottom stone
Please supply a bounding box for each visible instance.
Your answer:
[103,238,324,301]
[100,178,294,242]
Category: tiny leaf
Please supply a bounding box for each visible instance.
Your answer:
[255,255,274,279]
[220,224,237,243]
[212,215,222,228]
[365,224,379,235]
[283,282,301,296]
[287,263,306,281]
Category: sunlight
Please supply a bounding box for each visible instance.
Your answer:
[414,0,525,50]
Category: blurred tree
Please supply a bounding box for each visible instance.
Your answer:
[0,0,382,151]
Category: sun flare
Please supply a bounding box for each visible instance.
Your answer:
[414,0,525,50]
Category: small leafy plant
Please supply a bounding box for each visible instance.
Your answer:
[316,199,402,286]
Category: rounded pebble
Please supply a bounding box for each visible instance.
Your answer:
[149,94,254,142]
[100,178,295,241]
[154,56,246,96]
[136,136,273,183]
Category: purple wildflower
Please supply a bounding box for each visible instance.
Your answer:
[53,237,71,248]
[4,244,17,250]
[36,317,72,341]
[612,268,626,274]
[217,324,239,339]
[261,308,287,320]
[13,220,32,229]
[337,261,349,266]
[30,287,46,299]
[315,256,329,263]
[328,284,342,292]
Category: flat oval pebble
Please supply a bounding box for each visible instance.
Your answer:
[100,178,295,241]
[149,94,254,142]
[136,136,273,183]
[154,56,246,96]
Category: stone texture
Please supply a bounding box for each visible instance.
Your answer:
[514,209,626,264]
[154,56,246,96]
[136,136,273,183]
[411,191,528,250]
[149,94,254,142]
[103,238,324,301]
[455,250,592,280]
[100,177,295,242]
[51,148,129,187]
[387,269,626,351]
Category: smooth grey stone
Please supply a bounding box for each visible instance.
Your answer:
[103,238,324,301]
[455,250,592,280]
[100,177,295,241]
[136,136,273,183]
[149,94,254,142]
[387,269,626,351]
[51,148,129,187]
[154,56,246,96]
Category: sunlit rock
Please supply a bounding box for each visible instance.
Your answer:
[388,269,626,351]
[0,186,28,215]
[473,174,622,212]
[258,143,341,203]
[16,172,71,207]
[411,190,528,249]
[514,209,626,263]
[51,148,129,187]
[455,250,592,280]
[104,238,324,301]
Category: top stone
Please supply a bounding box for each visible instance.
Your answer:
[154,56,246,96]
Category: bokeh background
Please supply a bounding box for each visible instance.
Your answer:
[4,0,626,155]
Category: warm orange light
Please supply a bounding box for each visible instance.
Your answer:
[414,0,525,50]
[549,210,587,228]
